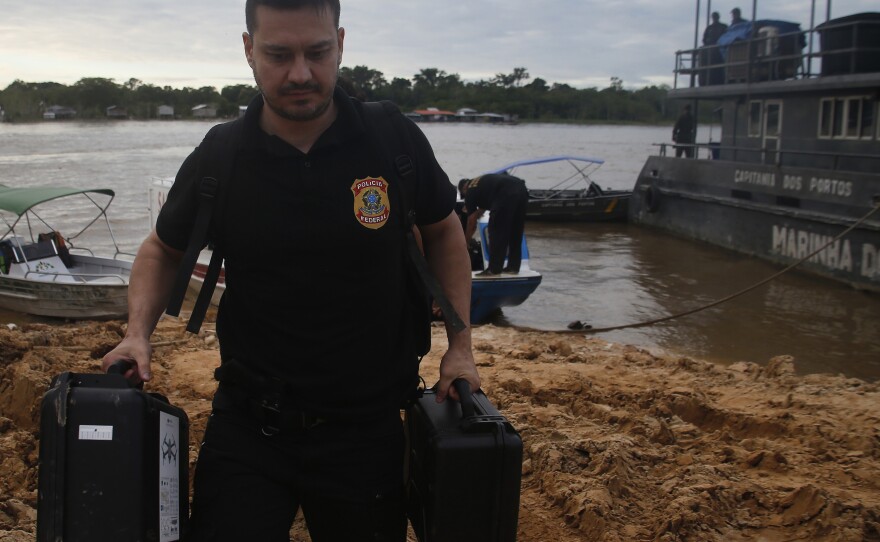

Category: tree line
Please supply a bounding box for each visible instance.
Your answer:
[0,67,676,123]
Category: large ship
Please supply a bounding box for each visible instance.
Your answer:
[629,2,880,292]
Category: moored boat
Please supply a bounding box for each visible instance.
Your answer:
[486,156,630,222]
[0,185,132,319]
[629,3,880,292]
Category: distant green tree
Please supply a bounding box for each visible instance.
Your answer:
[218,84,258,116]
[0,80,53,120]
[492,67,530,88]
[0,66,675,123]
[72,77,123,117]
[386,77,413,107]
[339,65,387,100]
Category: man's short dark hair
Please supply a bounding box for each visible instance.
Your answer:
[458,178,470,192]
[245,0,341,34]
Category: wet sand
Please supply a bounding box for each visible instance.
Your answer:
[1,317,879,541]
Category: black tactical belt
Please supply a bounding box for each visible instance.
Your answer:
[216,383,326,436]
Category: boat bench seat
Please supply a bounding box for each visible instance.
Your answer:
[7,255,77,283]
[1,239,77,283]
[7,239,59,263]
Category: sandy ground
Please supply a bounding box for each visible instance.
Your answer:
[1,317,879,541]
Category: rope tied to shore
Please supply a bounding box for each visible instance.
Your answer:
[517,200,880,335]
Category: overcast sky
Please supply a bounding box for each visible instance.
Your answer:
[1,0,876,92]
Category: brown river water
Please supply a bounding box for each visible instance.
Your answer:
[1,120,878,380]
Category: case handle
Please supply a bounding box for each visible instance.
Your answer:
[106,359,144,389]
[453,378,476,419]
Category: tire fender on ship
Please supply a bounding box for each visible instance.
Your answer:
[644,184,661,213]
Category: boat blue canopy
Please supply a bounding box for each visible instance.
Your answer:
[0,184,115,216]
[483,155,605,175]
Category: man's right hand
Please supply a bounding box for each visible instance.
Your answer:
[99,229,185,385]
[101,335,153,384]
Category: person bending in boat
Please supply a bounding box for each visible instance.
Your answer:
[458,173,529,276]
[101,1,479,540]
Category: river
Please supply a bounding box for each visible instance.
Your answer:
[1,119,878,380]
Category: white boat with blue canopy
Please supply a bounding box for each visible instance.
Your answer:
[0,184,132,319]
[484,155,630,222]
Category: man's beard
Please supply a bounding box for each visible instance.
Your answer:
[254,70,335,122]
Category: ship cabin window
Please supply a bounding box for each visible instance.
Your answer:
[765,103,781,138]
[818,96,875,140]
[748,101,763,137]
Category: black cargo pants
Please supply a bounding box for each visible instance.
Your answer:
[188,387,407,541]
[487,180,529,274]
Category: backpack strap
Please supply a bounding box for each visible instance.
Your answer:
[166,176,217,318]
[361,101,466,334]
[165,118,243,332]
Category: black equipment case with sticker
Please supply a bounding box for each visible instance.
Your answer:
[37,365,189,542]
[405,381,523,542]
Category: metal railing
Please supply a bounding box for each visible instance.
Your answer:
[674,19,880,89]
[656,141,880,170]
[21,268,128,284]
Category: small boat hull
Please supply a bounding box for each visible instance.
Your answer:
[526,189,630,222]
[0,255,131,319]
[629,156,880,292]
[471,273,542,323]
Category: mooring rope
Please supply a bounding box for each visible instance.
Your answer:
[510,201,880,335]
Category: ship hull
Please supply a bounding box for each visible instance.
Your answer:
[629,156,880,292]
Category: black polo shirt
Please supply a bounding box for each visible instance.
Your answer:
[157,88,456,418]
[463,173,526,213]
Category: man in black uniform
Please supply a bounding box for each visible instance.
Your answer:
[101,1,478,541]
[702,12,728,85]
[703,11,728,46]
[458,173,529,275]
[672,104,696,158]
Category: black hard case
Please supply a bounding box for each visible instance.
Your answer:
[406,385,523,542]
[37,370,189,542]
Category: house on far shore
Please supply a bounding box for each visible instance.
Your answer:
[43,105,77,120]
[411,107,457,122]
[192,104,217,118]
[456,107,517,124]
[106,105,127,119]
[409,106,517,124]
[239,105,247,118]
[158,105,175,119]
[0,106,5,122]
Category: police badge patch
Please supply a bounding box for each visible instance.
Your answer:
[351,176,391,230]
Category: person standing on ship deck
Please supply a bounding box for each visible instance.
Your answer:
[673,104,696,158]
[703,11,728,46]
